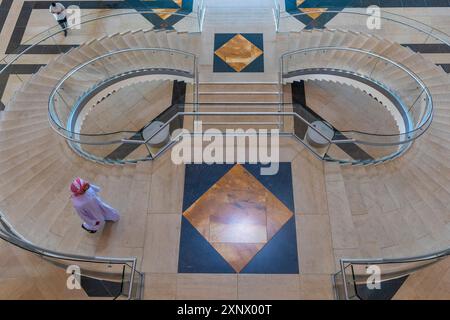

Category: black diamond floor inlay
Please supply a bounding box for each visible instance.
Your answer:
[291,80,374,162]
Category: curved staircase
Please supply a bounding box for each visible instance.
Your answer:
[282,29,445,132]
[0,29,201,258]
[300,79,400,135]
[281,30,450,258]
[0,20,449,299]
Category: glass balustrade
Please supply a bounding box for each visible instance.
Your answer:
[0,211,143,300]
[334,249,450,300]
[48,47,197,143]
[113,104,406,165]
[281,47,433,149]
[0,8,205,110]
[276,8,450,47]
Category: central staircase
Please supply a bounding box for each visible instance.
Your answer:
[0,15,449,298]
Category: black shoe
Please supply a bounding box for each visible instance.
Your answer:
[81,224,96,233]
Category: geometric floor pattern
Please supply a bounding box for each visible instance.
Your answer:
[213,33,264,72]
[178,163,299,274]
[285,0,351,29]
[2,1,450,109]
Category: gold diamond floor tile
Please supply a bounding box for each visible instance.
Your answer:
[183,164,293,272]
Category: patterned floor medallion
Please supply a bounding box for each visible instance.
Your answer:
[213,33,264,72]
[179,163,299,274]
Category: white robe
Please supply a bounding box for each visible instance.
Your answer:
[49,3,66,21]
[71,184,120,231]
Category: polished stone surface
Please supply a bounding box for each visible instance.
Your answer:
[285,0,351,29]
[152,0,183,20]
[213,33,264,73]
[296,1,328,20]
[214,34,263,72]
[183,164,293,272]
[179,163,298,274]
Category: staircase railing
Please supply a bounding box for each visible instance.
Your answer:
[276,8,450,49]
[45,45,426,165]
[0,211,144,300]
[48,47,198,145]
[272,0,281,32]
[62,104,361,165]
[0,9,203,112]
[334,248,450,300]
[197,0,207,32]
[47,48,430,165]
[51,102,426,166]
[116,107,404,166]
[281,46,433,148]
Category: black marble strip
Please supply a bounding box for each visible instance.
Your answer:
[158,79,186,133]
[80,275,123,298]
[296,0,450,7]
[403,43,450,53]
[402,44,450,73]
[105,80,187,161]
[0,64,45,73]
[358,0,450,7]
[9,44,76,55]
[438,63,450,72]
[6,1,127,54]
[104,131,145,161]
[30,1,131,10]
[355,275,409,300]
[6,1,188,54]
[291,80,374,161]
[5,1,33,54]
[0,0,13,34]
[0,64,45,111]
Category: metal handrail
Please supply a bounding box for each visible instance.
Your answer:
[281,46,433,142]
[278,8,450,47]
[0,9,112,63]
[0,10,202,74]
[118,111,355,146]
[0,12,197,299]
[339,247,450,300]
[0,211,141,299]
[48,47,198,136]
[343,248,450,265]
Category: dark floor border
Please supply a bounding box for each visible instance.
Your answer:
[291,80,374,162]
[438,64,450,72]
[286,0,450,9]
[6,0,193,55]
[0,0,13,35]
[67,68,193,133]
[402,44,450,73]
[403,43,450,53]
[287,68,412,133]
[0,63,45,111]
[62,68,191,161]
[105,79,187,161]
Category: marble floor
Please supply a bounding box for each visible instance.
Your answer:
[213,33,264,73]
[1,0,450,108]
[0,0,450,300]
[180,163,298,274]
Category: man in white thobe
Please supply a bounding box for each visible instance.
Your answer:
[70,178,120,233]
[49,2,68,36]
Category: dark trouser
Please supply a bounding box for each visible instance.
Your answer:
[57,17,68,35]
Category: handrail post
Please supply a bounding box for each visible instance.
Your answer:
[278,56,284,131]
[340,259,350,300]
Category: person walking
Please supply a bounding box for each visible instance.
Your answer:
[49,2,68,36]
[70,178,120,233]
